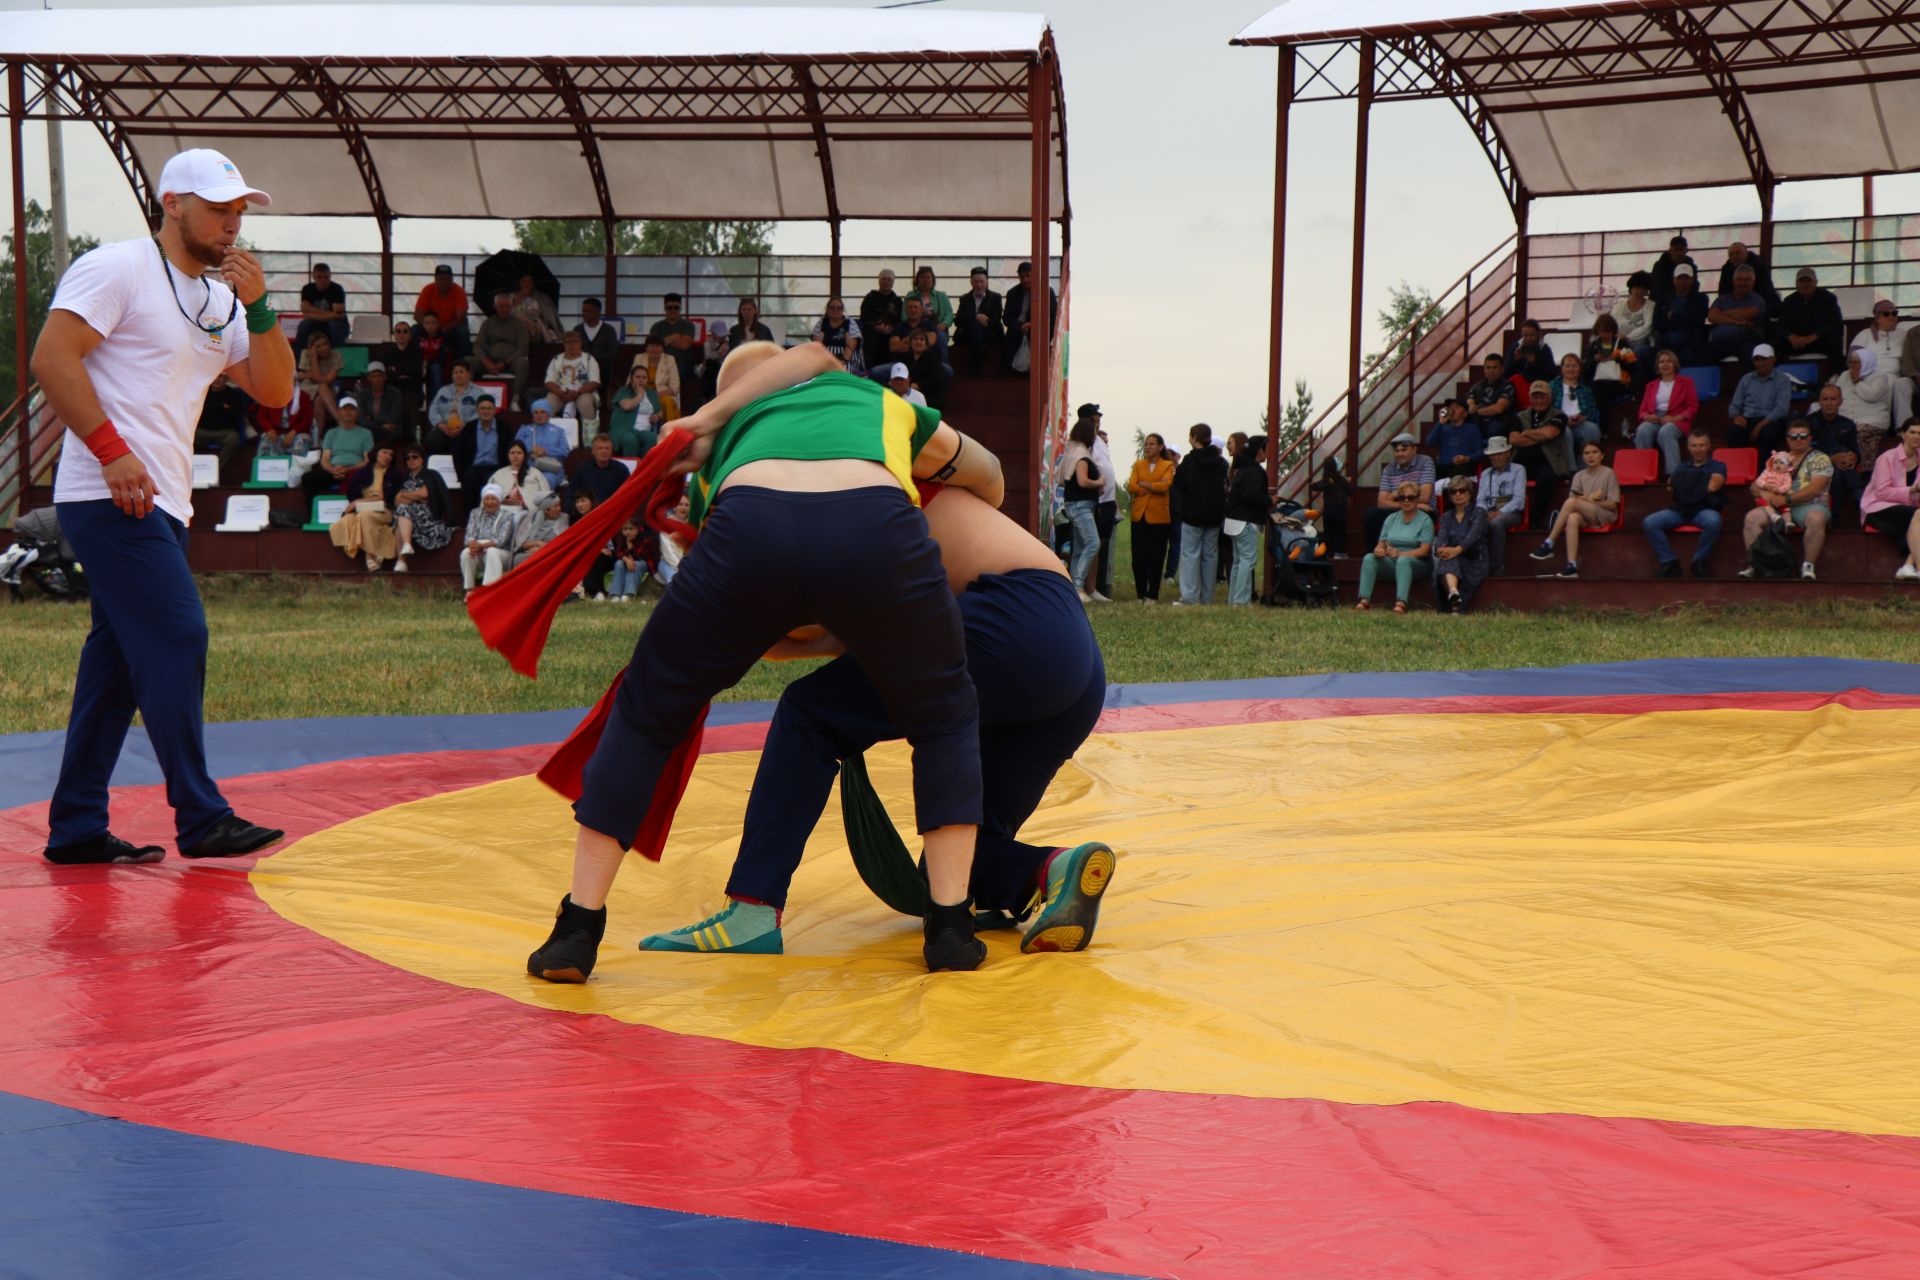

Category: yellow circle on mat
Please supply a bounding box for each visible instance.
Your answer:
[253,706,1920,1138]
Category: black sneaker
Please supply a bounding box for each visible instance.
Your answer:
[1446,592,1463,614]
[43,832,165,866]
[924,899,986,972]
[528,895,607,983]
[1556,562,1580,579]
[1691,560,1714,579]
[1656,560,1681,578]
[180,815,286,859]
[1528,543,1555,562]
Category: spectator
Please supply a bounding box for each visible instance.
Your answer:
[908,329,950,411]
[1172,424,1228,605]
[1127,431,1175,602]
[729,299,774,348]
[639,333,683,419]
[515,401,572,479]
[1226,434,1269,606]
[1089,413,1120,600]
[295,262,348,355]
[1162,440,1184,580]
[1003,260,1057,374]
[1862,418,1920,579]
[475,291,531,407]
[571,489,614,601]
[1058,415,1103,602]
[811,297,864,374]
[894,295,948,364]
[489,439,552,514]
[953,266,1004,376]
[606,365,661,456]
[460,485,517,597]
[1611,271,1658,370]
[358,361,406,441]
[1504,318,1557,384]
[908,265,954,331]
[1738,419,1831,580]
[1432,475,1491,613]
[1468,352,1515,434]
[328,440,398,572]
[303,396,374,495]
[859,269,903,374]
[649,293,701,412]
[1726,343,1793,452]
[1632,350,1700,475]
[415,311,450,399]
[379,321,425,426]
[544,329,602,426]
[1355,481,1433,613]
[1834,346,1894,468]
[1642,428,1728,578]
[297,330,344,431]
[1717,241,1779,305]
[656,492,691,587]
[413,263,471,361]
[1850,301,1914,435]
[697,321,732,405]
[1806,383,1864,518]
[426,359,484,430]
[1585,313,1635,413]
[194,371,254,465]
[384,442,452,573]
[511,491,569,569]
[1474,435,1526,575]
[1705,264,1768,363]
[1425,397,1484,482]
[573,297,620,382]
[1549,352,1602,463]
[1510,380,1570,525]
[569,434,628,509]
[1780,266,1845,365]
[607,517,651,601]
[1648,234,1697,301]
[1309,457,1352,556]
[1527,439,1619,579]
[512,273,562,344]
[886,362,927,408]
[1363,432,1438,547]
[254,400,312,461]
[1653,264,1708,365]
[452,394,507,495]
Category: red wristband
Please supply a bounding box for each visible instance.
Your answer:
[85,420,133,467]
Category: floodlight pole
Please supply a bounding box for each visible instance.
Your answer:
[9,61,28,432]
[1343,37,1374,481]
[1028,52,1053,534]
[1266,49,1292,498]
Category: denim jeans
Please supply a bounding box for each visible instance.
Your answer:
[609,560,645,597]
[1178,523,1220,603]
[1064,499,1099,591]
[1642,507,1722,566]
[1227,522,1262,604]
[1635,421,1685,474]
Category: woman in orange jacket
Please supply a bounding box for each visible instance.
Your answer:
[1126,432,1176,601]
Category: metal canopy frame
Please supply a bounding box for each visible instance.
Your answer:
[1234,0,1920,486]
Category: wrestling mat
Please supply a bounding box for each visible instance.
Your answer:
[3,658,1919,1278]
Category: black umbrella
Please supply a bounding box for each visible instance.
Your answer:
[472,250,559,313]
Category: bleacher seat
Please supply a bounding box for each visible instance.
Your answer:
[1583,494,1627,535]
[192,455,220,489]
[1613,449,1660,486]
[1715,447,1759,487]
[348,314,390,345]
[303,495,350,531]
[214,494,271,532]
[1778,360,1821,390]
[427,455,462,489]
[1681,365,1721,399]
[247,456,295,489]
[1834,285,1876,321]
[1546,331,1586,364]
[1564,299,1600,333]
[336,346,370,378]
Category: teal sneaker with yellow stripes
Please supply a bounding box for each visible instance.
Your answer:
[640,900,784,955]
[1019,841,1116,954]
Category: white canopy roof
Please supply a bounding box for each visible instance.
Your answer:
[1233,1,1920,197]
[2,5,1068,223]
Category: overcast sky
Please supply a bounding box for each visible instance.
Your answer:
[6,0,1919,457]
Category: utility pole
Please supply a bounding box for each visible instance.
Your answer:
[47,65,69,279]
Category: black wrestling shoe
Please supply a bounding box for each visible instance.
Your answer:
[528,895,607,983]
[43,832,166,866]
[180,816,286,859]
[924,898,986,972]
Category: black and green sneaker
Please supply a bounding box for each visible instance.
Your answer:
[1020,842,1116,954]
[527,895,607,983]
[924,898,986,972]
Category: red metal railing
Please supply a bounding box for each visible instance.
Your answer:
[0,382,60,526]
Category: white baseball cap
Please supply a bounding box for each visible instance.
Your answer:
[1752,343,1776,359]
[889,362,911,380]
[157,149,271,207]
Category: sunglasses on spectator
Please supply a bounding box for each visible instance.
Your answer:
[1788,433,1811,441]
[1397,495,1418,503]
[1878,309,1896,316]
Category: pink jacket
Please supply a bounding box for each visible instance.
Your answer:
[1637,375,1700,429]
[1861,444,1920,517]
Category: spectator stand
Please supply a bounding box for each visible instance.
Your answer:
[2,6,1072,542]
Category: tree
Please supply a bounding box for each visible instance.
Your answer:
[1,200,101,410]
[511,219,644,256]
[511,219,774,258]
[1362,281,1439,390]
[1273,378,1315,460]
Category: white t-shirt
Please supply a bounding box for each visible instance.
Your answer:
[1091,435,1118,502]
[52,238,250,525]
[545,352,600,396]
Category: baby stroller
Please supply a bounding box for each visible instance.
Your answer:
[1,507,88,603]
[1262,498,1338,607]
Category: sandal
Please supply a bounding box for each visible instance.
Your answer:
[1392,600,1408,615]
[1354,600,1370,612]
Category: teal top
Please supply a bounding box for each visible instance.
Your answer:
[321,425,374,468]
[1380,509,1434,553]
[608,383,660,437]
[911,288,954,328]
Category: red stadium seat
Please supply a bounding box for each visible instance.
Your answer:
[1582,493,1627,535]
[1612,449,1661,487]
[1715,447,1759,488]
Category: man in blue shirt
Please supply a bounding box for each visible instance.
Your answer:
[515,400,573,478]
[1362,433,1438,548]
[1654,265,1709,365]
[1705,264,1768,363]
[1643,428,1728,578]
[1425,398,1485,482]
[427,359,484,429]
[1726,344,1793,451]
[1804,382,1863,517]
[1473,435,1526,575]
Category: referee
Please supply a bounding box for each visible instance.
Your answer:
[31,150,295,864]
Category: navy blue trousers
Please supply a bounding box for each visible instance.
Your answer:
[49,500,232,847]
[729,568,1106,912]
[575,486,979,850]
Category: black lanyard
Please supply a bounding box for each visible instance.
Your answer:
[154,238,237,336]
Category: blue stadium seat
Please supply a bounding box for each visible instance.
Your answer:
[1681,366,1721,399]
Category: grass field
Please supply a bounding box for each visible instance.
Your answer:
[5,564,1920,732]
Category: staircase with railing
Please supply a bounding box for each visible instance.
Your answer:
[0,385,60,529]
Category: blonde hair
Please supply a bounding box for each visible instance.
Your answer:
[1394,481,1422,501]
[717,340,782,392]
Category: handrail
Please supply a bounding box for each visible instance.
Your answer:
[0,382,59,527]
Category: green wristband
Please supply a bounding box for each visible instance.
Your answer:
[244,296,280,335]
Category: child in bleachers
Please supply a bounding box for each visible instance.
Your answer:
[1756,452,1798,528]
[607,518,650,602]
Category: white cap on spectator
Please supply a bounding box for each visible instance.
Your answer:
[1389,432,1418,445]
[1674,263,1696,278]
[157,149,271,207]
[481,484,504,502]
[1752,343,1776,359]
[1795,267,1818,283]
[337,396,358,410]
[1484,435,1511,454]
[365,361,386,373]
[889,362,911,381]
